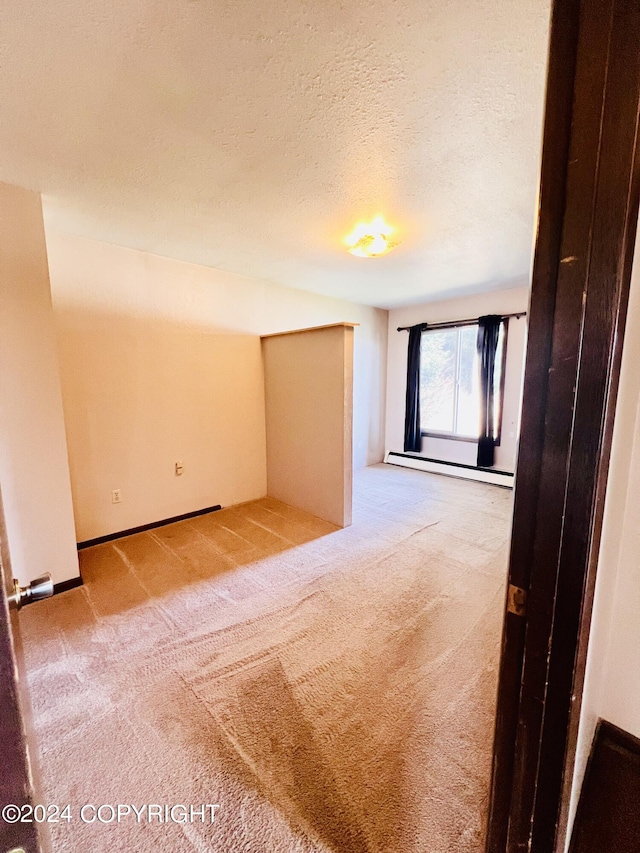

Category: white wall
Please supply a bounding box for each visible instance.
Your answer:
[0,185,79,585]
[385,286,529,472]
[566,222,640,843]
[46,231,388,542]
[263,325,353,527]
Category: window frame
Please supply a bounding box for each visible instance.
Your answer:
[419,319,509,446]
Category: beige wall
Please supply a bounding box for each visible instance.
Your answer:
[0,185,79,585]
[566,222,640,844]
[263,325,354,527]
[385,286,529,472]
[46,232,387,541]
[58,313,266,542]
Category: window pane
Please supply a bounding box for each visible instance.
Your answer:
[420,329,456,433]
[455,325,481,438]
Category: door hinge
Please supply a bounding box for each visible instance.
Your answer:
[507,584,527,617]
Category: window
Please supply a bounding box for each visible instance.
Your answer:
[420,322,506,440]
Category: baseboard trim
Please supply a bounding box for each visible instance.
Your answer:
[77,504,223,550]
[53,576,84,595]
[385,451,515,488]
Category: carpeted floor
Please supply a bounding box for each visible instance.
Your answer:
[20,464,512,852]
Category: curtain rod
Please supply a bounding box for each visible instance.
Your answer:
[396,311,526,332]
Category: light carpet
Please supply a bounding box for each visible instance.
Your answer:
[20,464,512,852]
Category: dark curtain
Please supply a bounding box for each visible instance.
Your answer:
[476,314,502,467]
[404,324,424,452]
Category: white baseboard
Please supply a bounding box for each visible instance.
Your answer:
[384,451,514,488]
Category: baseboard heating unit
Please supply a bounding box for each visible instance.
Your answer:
[385,451,514,488]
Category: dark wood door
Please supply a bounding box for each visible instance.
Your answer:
[0,487,45,853]
[569,721,640,853]
[486,0,640,850]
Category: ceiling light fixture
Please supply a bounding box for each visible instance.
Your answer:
[345,216,400,258]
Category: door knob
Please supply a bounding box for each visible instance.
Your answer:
[8,574,54,609]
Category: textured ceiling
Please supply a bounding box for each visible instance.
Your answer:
[0,0,550,308]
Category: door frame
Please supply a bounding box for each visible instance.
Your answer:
[487,0,640,851]
[0,485,44,853]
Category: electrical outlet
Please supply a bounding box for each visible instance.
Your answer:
[112,489,122,504]
[175,461,184,476]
